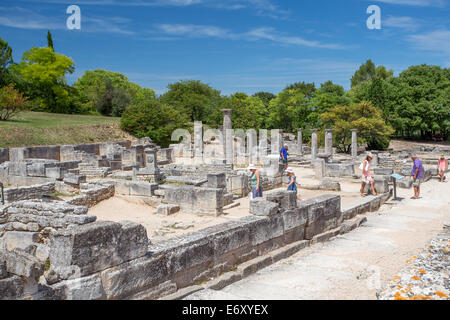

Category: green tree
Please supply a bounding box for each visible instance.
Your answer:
[224,93,267,129]
[252,91,276,108]
[13,47,75,113]
[267,87,311,132]
[160,80,223,125]
[0,37,13,87]
[0,84,29,120]
[320,101,394,151]
[47,30,54,52]
[74,69,154,116]
[351,60,394,88]
[120,98,189,147]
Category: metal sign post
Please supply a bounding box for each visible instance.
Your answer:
[390,173,404,201]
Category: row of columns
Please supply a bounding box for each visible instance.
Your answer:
[299,128,358,160]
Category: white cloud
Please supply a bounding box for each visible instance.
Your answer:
[383,16,420,30]
[0,6,134,34]
[153,24,346,49]
[374,0,446,7]
[407,29,450,55]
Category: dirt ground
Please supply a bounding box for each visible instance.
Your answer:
[89,167,364,242]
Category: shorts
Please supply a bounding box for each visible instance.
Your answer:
[413,178,423,187]
[361,176,373,184]
[282,159,288,164]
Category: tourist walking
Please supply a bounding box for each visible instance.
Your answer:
[360,153,377,197]
[437,154,448,182]
[411,153,424,199]
[248,164,262,199]
[280,144,289,170]
[286,167,301,200]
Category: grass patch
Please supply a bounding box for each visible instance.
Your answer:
[0,111,134,148]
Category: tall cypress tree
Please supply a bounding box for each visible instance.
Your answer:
[47,30,54,51]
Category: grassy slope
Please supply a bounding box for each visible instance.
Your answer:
[0,112,135,148]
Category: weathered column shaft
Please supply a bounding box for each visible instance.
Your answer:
[351,129,358,158]
[325,129,333,155]
[311,129,318,160]
[194,121,203,161]
[247,130,257,165]
[222,109,233,164]
[297,128,303,155]
[271,129,282,155]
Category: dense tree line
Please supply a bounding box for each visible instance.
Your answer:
[0,33,448,148]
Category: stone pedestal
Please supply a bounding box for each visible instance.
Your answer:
[137,149,162,183]
[311,129,318,160]
[297,128,303,155]
[351,129,358,159]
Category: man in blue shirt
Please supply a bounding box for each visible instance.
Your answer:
[411,153,424,199]
[280,144,288,170]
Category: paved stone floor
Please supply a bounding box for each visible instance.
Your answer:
[187,179,450,300]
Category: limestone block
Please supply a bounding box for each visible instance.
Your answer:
[2,231,40,252]
[398,179,413,189]
[0,249,44,279]
[207,173,227,189]
[156,204,180,215]
[0,276,24,299]
[249,198,279,216]
[129,182,157,197]
[63,174,86,186]
[374,177,389,194]
[374,168,393,175]
[26,163,46,177]
[45,167,64,180]
[51,274,105,300]
[301,194,341,240]
[49,221,148,277]
[265,190,297,210]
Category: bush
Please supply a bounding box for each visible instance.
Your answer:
[120,99,189,147]
[0,84,29,120]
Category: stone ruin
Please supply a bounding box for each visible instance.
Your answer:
[0,110,449,300]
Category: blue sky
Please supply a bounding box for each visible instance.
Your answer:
[1,0,449,95]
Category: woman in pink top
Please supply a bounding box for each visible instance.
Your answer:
[360,153,377,197]
[438,154,448,182]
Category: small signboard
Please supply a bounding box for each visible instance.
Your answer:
[391,173,404,180]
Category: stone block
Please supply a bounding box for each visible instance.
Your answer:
[2,231,40,252]
[374,177,389,194]
[45,167,64,180]
[63,174,86,186]
[129,182,157,197]
[100,256,169,300]
[0,249,44,279]
[207,173,227,189]
[0,276,24,299]
[26,163,46,177]
[249,198,279,216]
[49,221,148,277]
[51,274,105,300]
[301,194,341,240]
[156,204,180,215]
[374,168,393,175]
[265,190,297,210]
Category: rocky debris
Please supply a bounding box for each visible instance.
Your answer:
[378,226,449,300]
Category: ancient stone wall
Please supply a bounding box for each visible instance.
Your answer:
[3,183,55,203]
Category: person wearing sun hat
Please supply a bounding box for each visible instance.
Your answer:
[360,152,377,197]
[286,167,301,200]
[437,154,448,183]
[248,164,262,199]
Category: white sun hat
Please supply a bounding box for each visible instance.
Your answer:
[286,167,294,174]
[247,164,257,170]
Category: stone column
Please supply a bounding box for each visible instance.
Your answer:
[222,109,233,165]
[311,129,318,160]
[351,129,358,158]
[325,129,333,155]
[258,129,268,163]
[247,129,257,165]
[297,128,303,155]
[271,129,282,155]
[194,121,203,163]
